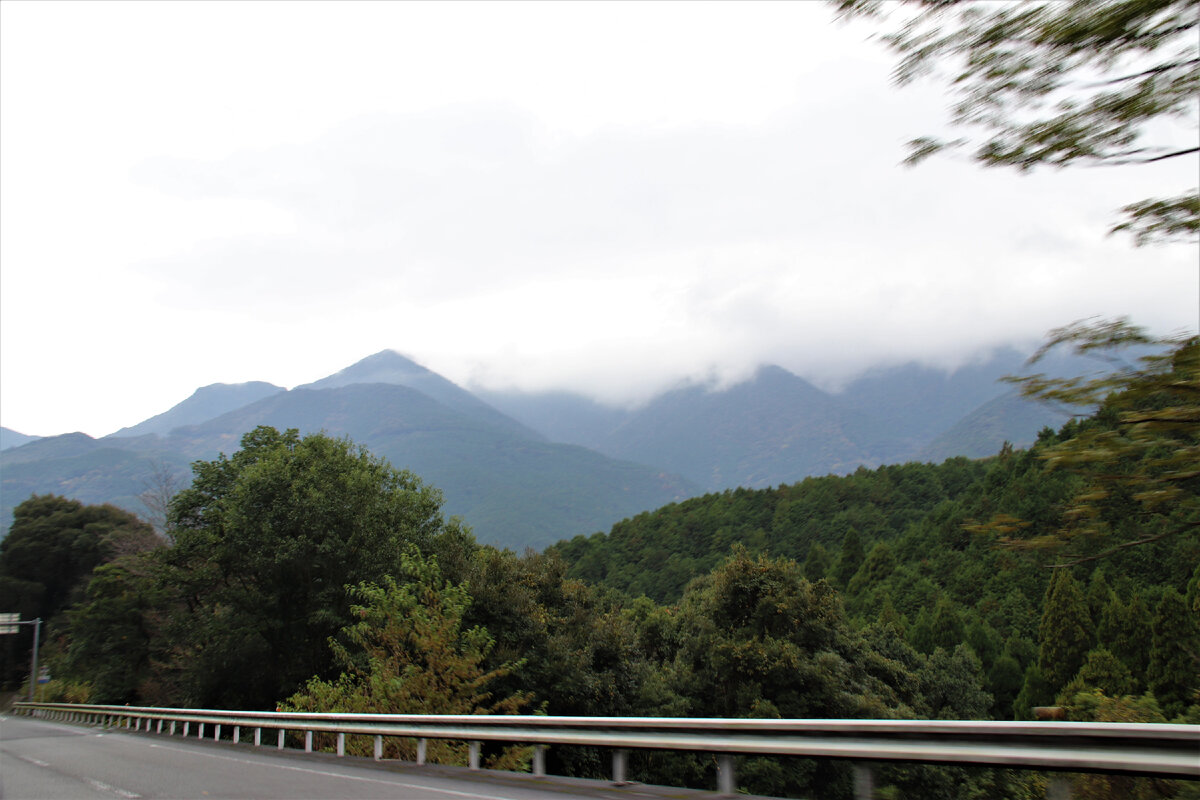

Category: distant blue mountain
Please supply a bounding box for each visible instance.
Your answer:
[0,427,41,451]
[109,381,284,438]
[2,355,697,549]
[299,351,539,440]
[482,348,1085,491]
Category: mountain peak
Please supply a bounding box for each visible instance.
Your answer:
[299,350,438,391]
[299,350,544,441]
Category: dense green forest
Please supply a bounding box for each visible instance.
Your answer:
[1,335,1197,800]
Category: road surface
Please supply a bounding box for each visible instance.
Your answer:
[1,714,728,800]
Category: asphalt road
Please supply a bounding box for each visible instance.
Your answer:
[0,714,732,800]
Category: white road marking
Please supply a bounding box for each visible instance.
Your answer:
[85,778,141,798]
[145,742,525,800]
[17,754,51,767]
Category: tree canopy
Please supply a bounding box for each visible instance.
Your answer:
[836,0,1199,245]
[161,425,463,708]
[0,494,158,624]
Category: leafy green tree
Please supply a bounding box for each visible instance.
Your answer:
[0,495,159,690]
[920,644,992,720]
[162,426,460,708]
[847,540,896,596]
[56,552,169,704]
[1037,569,1094,692]
[835,0,1199,245]
[283,549,530,766]
[0,494,158,623]
[670,549,917,720]
[666,549,924,798]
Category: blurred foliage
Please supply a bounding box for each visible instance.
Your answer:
[1001,319,1198,565]
[834,0,1199,245]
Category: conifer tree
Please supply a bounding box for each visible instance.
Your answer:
[1098,592,1151,687]
[1146,589,1200,718]
[831,529,864,588]
[987,652,1024,720]
[909,607,935,656]
[802,542,830,583]
[1085,571,1114,624]
[1059,648,1136,702]
[1014,664,1052,720]
[930,597,966,654]
[1037,569,1094,693]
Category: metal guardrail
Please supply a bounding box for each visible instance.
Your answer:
[13,702,1200,796]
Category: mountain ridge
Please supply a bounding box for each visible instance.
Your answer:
[2,347,1078,548]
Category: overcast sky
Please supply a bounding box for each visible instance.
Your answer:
[2,1,1196,438]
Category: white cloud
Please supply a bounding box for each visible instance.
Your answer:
[1,1,1195,437]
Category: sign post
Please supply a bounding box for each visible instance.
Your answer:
[0,614,44,701]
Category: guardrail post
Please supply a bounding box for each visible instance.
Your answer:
[198,723,205,739]
[612,749,628,785]
[374,735,383,761]
[469,741,481,770]
[717,754,735,796]
[215,724,221,741]
[170,721,176,736]
[533,745,546,777]
[305,731,313,753]
[254,728,262,747]
[278,729,285,749]
[183,722,190,737]
[852,764,874,800]
[337,732,345,757]
[157,720,163,734]
[417,738,427,766]
[233,725,240,743]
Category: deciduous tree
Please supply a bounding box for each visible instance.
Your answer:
[162,426,460,708]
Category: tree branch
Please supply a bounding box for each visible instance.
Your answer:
[1080,58,1200,87]
[1050,524,1194,568]
[1137,146,1200,163]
